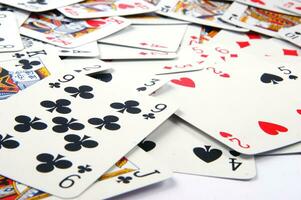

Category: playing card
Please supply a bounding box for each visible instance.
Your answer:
[236,0,296,15]
[0,68,177,198]
[221,2,301,37]
[99,24,188,53]
[22,36,100,58]
[98,43,178,60]
[0,0,83,12]
[154,55,301,155]
[99,25,219,76]
[278,0,301,16]
[58,0,157,19]
[0,4,30,26]
[278,24,301,47]
[210,30,267,51]
[242,38,301,58]
[139,116,256,179]
[0,11,24,52]
[126,12,189,25]
[0,45,63,100]
[0,147,172,200]
[62,58,111,75]
[156,0,248,32]
[20,11,130,48]
[0,55,56,100]
[87,66,171,97]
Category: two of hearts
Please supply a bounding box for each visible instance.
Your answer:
[221,117,301,137]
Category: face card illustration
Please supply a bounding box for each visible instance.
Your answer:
[0,57,52,100]
[138,116,256,179]
[0,45,61,100]
[156,0,248,32]
[0,11,24,52]
[221,2,301,37]
[0,0,83,12]
[99,24,188,53]
[278,0,301,16]
[154,56,301,155]
[236,0,297,15]
[0,69,176,198]
[0,4,30,26]
[0,147,172,200]
[58,0,157,19]
[20,11,131,48]
[278,24,301,47]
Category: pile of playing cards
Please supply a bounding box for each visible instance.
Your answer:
[0,0,300,199]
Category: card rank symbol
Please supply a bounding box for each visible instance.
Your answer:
[36,153,72,173]
[64,134,98,152]
[0,134,19,150]
[40,99,71,114]
[282,49,298,56]
[143,113,155,120]
[110,100,141,114]
[78,165,92,174]
[88,115,121,131]
[13,53,25,58]
[52,117,85,133]
[64,85,94,99]
[17,59,41,70]
[14,115,47,132]
[117,176,132,184]
[49,82,60,88]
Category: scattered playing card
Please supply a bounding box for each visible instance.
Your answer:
[0,11,24,52]
[0,0,83,12]
[58,0,157,19]
[20,11,130,48]
[139,116,256,179]
[154,56,301,155]
[99,24,188,53]
[98,43,178,60]
[0,68,177,198]
[242,37,301,58]
[221,2,301,37]
[22,36,100,58]
[278,24,301,47]
[62,58,111,75]
[156,0,249,32]
[0,147,172,200]
[210,30,267,51]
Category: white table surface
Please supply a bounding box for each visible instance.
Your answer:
[110,155,301,200]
